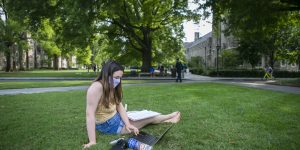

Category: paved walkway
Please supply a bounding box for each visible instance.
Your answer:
[0,86,89,95]
[184,73,300,94]
[0,76,179,81]
[0,73,299,95]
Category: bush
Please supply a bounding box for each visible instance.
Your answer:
[207,70,300,78]
[221,49,243,69]
[273,71,300,78]
[188,56,204,68]
[208,70,263,77]
[188,56,205,75]
[190,67,204,75]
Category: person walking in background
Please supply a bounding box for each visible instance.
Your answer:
[92,64,97,73]
[263,66,270,80]
[158,64,164,76]
[149,66,155,77]
[170,65,176,77]
[175,58,183,82]
[268,65,273,79]
[263,65,273,80]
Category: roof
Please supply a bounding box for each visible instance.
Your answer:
[183,42,193,49]
[187,32,212,49]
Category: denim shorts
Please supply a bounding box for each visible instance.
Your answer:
[96,112,125,134]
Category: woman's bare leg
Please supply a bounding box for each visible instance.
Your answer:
[120,112,180,134]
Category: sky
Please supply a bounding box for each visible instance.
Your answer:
[183,16,212,42]
[183,1,212,42]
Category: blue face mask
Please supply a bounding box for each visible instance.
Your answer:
[113,78,121,88]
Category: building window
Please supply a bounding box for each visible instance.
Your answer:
[281,60,286,67]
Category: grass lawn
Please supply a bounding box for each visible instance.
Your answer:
[0,80,172,90]
[0,83,299,150]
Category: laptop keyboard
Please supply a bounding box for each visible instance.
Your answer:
[134,132,157,145]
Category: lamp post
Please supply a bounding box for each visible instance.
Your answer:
[205,47,207,69]
[216,16,222,77]
[216,45,221,76]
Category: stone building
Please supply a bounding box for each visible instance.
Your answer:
[0,33,78,71]
[184,21,298,71]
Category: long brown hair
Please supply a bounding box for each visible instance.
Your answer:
[95,60,124,108]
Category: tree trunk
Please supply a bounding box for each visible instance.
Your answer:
[19,47,25,71]
[141,48,152,72]
[66,57,71,69]
[12,60,16,71]
[53,54,59,70]
[12,45,17,71]
[298,55,300,70]
[61,56,63,69]
[269,50,275,68]
[3,0,11,72]
[34,44,38,69]
[40,52,43,68]
[26,50,29,70]
[47,57,52,68]
[5,50,11,72]
[251,64,255,70]
[141,29,152,72]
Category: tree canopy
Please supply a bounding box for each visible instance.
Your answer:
[1,0,199,72]
[199,0,300,68]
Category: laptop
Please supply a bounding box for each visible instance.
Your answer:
[131,124,175,146]
[110,124,175,150]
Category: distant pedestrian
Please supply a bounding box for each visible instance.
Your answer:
[93,64,97,73]
[175,58,183,82]
[171,66,176,77]
[149,66,155,77]
[158,64,164,76]
[268,66,273,79]
[263,65,273,80]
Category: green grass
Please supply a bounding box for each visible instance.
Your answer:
[0,83,299,150]
[0,80,171,90]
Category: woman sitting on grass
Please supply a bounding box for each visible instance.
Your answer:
[83,61,181,148]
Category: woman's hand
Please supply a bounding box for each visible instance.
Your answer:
[83,141,96,149]
[125,124,139,135]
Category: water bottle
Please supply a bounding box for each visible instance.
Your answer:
[127,138,153,150]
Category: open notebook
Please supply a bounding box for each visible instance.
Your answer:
[127,110,161,121]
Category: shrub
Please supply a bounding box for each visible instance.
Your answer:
[188,56,205,75]
[207,70,300,77]
[221,49,243,69]
[190,67,204,75]
[273,71,300,78]
[208,70,263,77]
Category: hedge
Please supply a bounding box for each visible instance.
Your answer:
[206,70,300,78]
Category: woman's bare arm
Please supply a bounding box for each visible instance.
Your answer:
[117,103,139,135]
[84,82,102,148]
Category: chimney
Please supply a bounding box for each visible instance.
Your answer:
[194,32,199,41]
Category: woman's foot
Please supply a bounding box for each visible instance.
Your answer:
[164,112,181,123]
